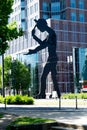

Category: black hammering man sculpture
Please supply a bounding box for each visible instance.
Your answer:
[25,19,61,99]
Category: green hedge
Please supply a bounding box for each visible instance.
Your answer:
[6,95,34,105]
[62,93,87,99]
[1,93,87,104]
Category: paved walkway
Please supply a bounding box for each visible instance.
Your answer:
[0,99,87,129]
[0,113,17,130]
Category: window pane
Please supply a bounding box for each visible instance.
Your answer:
[61,0,66,10]
[51,2,60,12]
[21,9,25,19]
[52,14,60,19]
[21,0,25,7]
[61,11,66,20]
[21,21,26,31]
[70,0,76,8]
[71,12,76,21]
[79,13,84,22]
[34,3,38,12]
[42,2,49,11]
[79,0,84,9]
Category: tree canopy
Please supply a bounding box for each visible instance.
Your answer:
[0,0,23,55]
[0,56,31,92]
[12,59,31,92]
[0,66,2,88]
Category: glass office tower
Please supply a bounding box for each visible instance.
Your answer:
[5,0,87,95]
[73,48,87,93]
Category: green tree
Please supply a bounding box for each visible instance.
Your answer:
[0,0,23,55]
[12,59,31,94]
[0,56,31,95]
[0,0,23,97]
[4,56,12,87]
[0,56,12,89]
[31,64,39,96]
[0,66,2,88]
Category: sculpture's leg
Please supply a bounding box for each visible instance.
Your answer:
[38,63,50,99]
[51,63,61,98]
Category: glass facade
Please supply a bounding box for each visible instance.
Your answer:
[42,1,60,20]
[73,48,87,92]
[21,0,27,31]
[70,0,85,22]
[12,53,39,96]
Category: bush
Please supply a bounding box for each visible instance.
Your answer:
[62,93,87,99]
[6,95,34,105]
[23,96,34,105]
[62,93,76,99]
[6,95,14,104]
[14,95,23,104]
[78,93,87,99]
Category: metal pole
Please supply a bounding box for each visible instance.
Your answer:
[4,98,6,110]
[2,54,5,97]
[59,98,61,110]
[75,96,78,109]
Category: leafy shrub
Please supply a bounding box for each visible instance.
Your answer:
[78,93,87,99]
[22,96,34,104]
[68,93,76,99]
[6,95,34,105]
[14,95,23,104]
[6,95,15,104]
[62,93,76,99]
[62,93,87,99]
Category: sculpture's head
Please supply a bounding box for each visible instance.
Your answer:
[34,19,47,32]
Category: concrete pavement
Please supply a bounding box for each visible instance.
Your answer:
[0,99,87,129]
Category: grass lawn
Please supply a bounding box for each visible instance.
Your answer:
[8,117,55,125]
[6,117,56,130]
